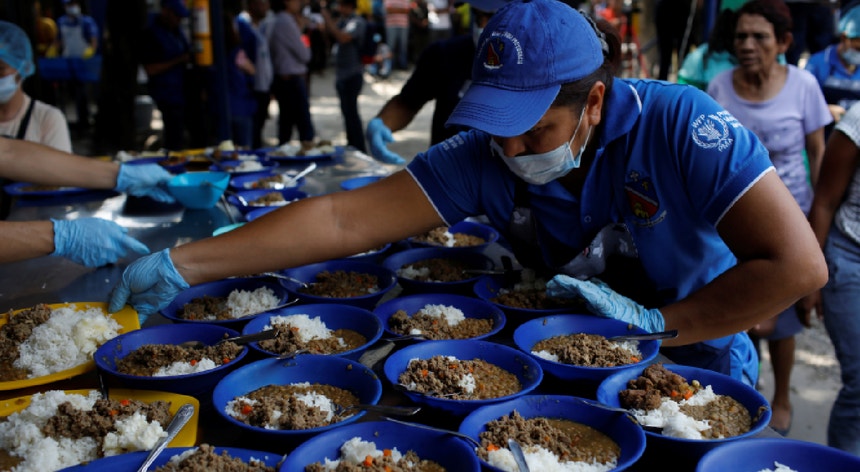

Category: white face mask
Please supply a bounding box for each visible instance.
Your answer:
[472,27,483,47]
[0,75,19,104]
[842,47,860,66]
[66,5,81,16]
[492,105,591,185]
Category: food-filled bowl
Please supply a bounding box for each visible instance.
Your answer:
[211,356,382,448]
[473,274,586,329]
[229,169,306,191]
[696,437,860,472]
[278,259,397,309]
[373,293,505,341]
[458,394,646,472]
[512,314,661,383]
[408,220,500,252]
[280,420,480,472]
[241,303,383,361]
[382,339,543,417]
[94,323,249,397]
[596,363,772,469]
[227,188,308,215]
[211,158,277,174]
[382,247,496,295]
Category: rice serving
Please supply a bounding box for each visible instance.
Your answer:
[0,390,167,472]
[227,287,280,317]
[13,305,121,378]
[758,462,798,472]
[265,314,341,344]
[304,437,445,471]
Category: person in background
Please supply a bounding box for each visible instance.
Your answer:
[55,0,99,134]
[427,0,453,42]
[33,1,59,59]
[677,8,738,91]
[365,0,504,164]
[223,0,258,148]
[804,5,860,124]
[784,0,836,66]
[408,0,431,64]
[803,99,860,457]
[0,21,71,152]
[321,0,368,152]
[243,0,276,149]
[654,0,699,81]
[0,137,174,266]
[385,0,411,70]
[269,0,316,148]
[109,0,826,389]
[139,0,192,151]
[707,0,832,436]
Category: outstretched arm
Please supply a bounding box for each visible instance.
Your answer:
[0,137,119,188]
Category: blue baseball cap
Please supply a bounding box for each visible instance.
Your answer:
[840,6,860,38]
[0,21,35,79]
[466,0,511,12]
[446,0,604,137]
[445,0,603,137]
[162,0,191,18]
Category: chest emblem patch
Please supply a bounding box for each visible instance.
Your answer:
[625,171,666,227]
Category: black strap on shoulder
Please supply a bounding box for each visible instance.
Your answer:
[15,99,36,140]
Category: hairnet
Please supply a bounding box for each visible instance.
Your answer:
[840,6,860,38]
[0,21,35,79]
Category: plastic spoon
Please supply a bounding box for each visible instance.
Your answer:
[381,417,481,448]
[282,162,317,187]
[607,329,678,343]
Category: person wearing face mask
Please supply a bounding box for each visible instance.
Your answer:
[804,5,860,125]
[108,0,826,393]
[0,21,71,152]
[55,0,99,134]
[707,0,832,436]
[364,0,508,164]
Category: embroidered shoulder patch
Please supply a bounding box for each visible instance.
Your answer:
[691,113,733,151]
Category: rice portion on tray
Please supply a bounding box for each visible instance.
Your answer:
[227,287,280,317]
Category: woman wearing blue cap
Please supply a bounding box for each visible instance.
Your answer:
[0,21,71,152]
[109,0,826,388]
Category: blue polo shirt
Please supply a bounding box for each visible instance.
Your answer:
[805,45,860,109]
[407,79,773,382]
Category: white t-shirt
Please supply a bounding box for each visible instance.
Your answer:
[833,101,860,245]
[0,96,72,153]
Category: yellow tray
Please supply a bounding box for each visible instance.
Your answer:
[0,388,199,447]
[0,302,139,391]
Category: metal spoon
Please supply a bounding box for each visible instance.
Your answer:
[381,416,481,448]
[508,438,530,472]
[607,329,678,343]
[282,162,317,187]
[574,398,663,433]
[260,272,315,289]
[135,403,195,472]
[180,329,278,349]
[333,403,421,418]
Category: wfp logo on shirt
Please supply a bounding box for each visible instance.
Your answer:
[691,111,735,151]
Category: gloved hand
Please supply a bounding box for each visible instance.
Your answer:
[115,163,176,203]
[366,117,405,165]
[108,248,190,325]
[51,218,150,267]
[546,275,666,333]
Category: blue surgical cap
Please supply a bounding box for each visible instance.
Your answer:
[840,6,860,38]
[0,21,35,79]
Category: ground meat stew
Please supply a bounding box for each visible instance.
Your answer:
[399,258,472,283]
[0,304,52,381]
[299,270,380,298]
[41,397,172,445]
[257,323,366,356]
[532,333,641,367]
[412,226,486,248]
[619,363,753,439]
[178,295,232,320]
[490,288,584,311]
[152,443,277,471]
[114,342,244,376]
[388,308,493,340]
[398,355,521,400]
[478,411,620,466]
[227,383,360,430]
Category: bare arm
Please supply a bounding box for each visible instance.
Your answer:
[376,96,421,133]
[0,221,55,263]
[659,170,827,346]
[805,127,826,187]
[171,171,445,285]
[0,137,119,188]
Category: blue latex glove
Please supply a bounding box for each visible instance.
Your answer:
[108,248,190,325]
[546,275,666,333]
[366,117,406,165]
[51,218,150,267]
[115,163,176,203]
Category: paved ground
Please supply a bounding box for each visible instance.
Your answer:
[76,66,842,448]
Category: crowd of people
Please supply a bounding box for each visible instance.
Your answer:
[3,0,860,459]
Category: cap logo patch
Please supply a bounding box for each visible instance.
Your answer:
[482,31,524,70]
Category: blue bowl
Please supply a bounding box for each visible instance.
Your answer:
[458,394,646,471]
[338,242,392,264]
[278,260,398,309]
[245,205,279,222]
[280,420,481,472]
[408,220,500,251]
[211,158,277,174]
[383,339,543,417]
[212,356,382,445]
[160,277,293,330]
[167,171,230,209]
[382,247,496,295]
[227,188,308,215]
[230,170,306,191]
[94,324,249,398]
[241,303,383,361]
[339,175,383,190]
[474,275,577,326]
[597,363,772,465]
[373,293,505,341]
[61,446,284,471]
[696,437,860,472]
[513,314,661,383]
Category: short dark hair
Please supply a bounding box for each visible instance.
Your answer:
[339,0,358,8]
[736,0,793,42]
